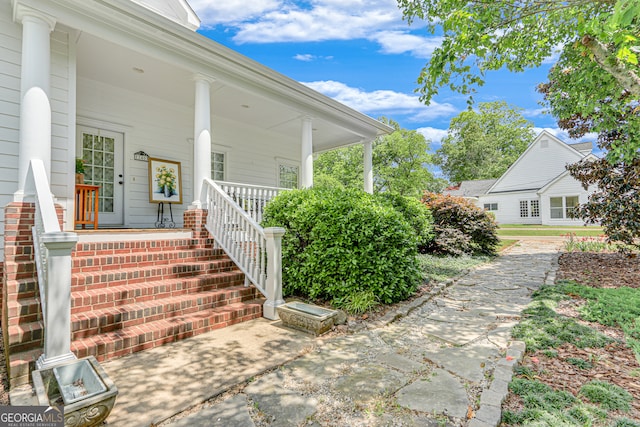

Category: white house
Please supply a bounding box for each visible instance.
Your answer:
[446,131,596,225]
[0,0,392,390]
[1,0,390,241]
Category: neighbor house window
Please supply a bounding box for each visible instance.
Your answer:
[550,196,579,219]
[530,200,540,217]
[484,203,498,211]
[211,151,225,181]
[520,200,540,218]
[278,164,299,189]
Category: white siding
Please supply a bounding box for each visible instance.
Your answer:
[490,133,584,193]
[77,78,301,228]
[0,2,22,259]
[539,173,591,226]
[50,28,74,227]
[0,4,74,253]
[478,191,541,225]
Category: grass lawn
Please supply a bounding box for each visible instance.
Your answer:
[497,228,604,237]
[417,253,493,284]
[498,239,519,251]
[499,224,603,230]
[504,281,640,425]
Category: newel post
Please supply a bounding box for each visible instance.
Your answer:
[263,227,286,320]
[36,232,78,370]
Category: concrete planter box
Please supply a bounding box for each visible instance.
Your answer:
[277,301,338,335]
[32,356,118,427]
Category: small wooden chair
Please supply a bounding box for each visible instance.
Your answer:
[75,184,100,229]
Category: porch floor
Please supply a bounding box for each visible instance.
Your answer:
[73,228,192,242]
[11,318,314,426]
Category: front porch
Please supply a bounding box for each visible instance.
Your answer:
[3,171,290,388]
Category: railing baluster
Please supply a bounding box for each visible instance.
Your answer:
[202,179,284,319]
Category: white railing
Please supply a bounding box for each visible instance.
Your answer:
[215,181,286,224]
[202,179,285,320]
[24,159,78,369]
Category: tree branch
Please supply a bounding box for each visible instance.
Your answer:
[582,35,640,98]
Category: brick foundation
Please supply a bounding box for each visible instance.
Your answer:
[184,208,209,239]
[2,202,66,387]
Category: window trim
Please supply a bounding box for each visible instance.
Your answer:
[211,150,227,181]
[519,199,540,218]
[277,159,300,189]
[550,195,579,220]
[483,202,498,211]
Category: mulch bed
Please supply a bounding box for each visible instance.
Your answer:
[502,251,640,423]
[0,329,8,405]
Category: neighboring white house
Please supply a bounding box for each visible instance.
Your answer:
[0,0,391,257]
[445,131,596,225]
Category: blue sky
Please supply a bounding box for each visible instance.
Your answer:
[190,0,592,155]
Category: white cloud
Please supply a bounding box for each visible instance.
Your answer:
[523,108,548,118]
[416,127,448,144]
[232,5,398,43]
[294,54,334,62]
[302,80,457,120]
[190,0,442,58]
[294,54,315,62]
[372,31,443,58]
[189,0,281,25]
[534,127,598,143]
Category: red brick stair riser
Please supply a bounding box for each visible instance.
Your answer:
[70,301,263,361]
[70,285,260,340]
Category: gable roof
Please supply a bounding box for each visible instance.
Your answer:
[568,141,593,155]
[444,179,497,198]
[131,0,200,30]
[487,130,588,194]
[537,153,598,194]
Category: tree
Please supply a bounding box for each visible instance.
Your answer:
[315,118,438,197]
[314,144,364,190]
[436,101,534,182]
[540,53,640,249]
[397,0,640,159]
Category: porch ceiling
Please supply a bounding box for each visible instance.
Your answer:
[76,32,369,151]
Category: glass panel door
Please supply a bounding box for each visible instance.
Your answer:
[78,126,124,226]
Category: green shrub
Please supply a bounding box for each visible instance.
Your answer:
[421,192,499,256]
[262,187,421,310]
[376,193,434,251]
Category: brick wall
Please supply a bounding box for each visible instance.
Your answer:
[184,208,209,239]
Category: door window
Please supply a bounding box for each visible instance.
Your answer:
[82,133,116,213]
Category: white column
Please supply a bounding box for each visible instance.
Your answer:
[14,5,56,201]
[263,227,285,320]
[36,233,79,370]
[191,74,214,209]
[301,116,313,188]
[364,139,373,194]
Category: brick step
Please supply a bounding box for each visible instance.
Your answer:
[70,270,246,314]
[6,297,41,326]
[70,285,261,341]
[4,278,38,300]
[73,238,219,257]
[7,321,43,354]
[71,259,241,291]
[71,248,226,272]
[70,300,264,361]
[8,348,42,389]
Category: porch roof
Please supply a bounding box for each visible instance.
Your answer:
[36,0,393,150]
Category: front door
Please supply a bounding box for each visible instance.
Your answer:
[78,126,124,226]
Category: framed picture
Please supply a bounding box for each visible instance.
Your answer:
[148,157,183,204]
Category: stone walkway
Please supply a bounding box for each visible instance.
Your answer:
[155,240,561,427]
